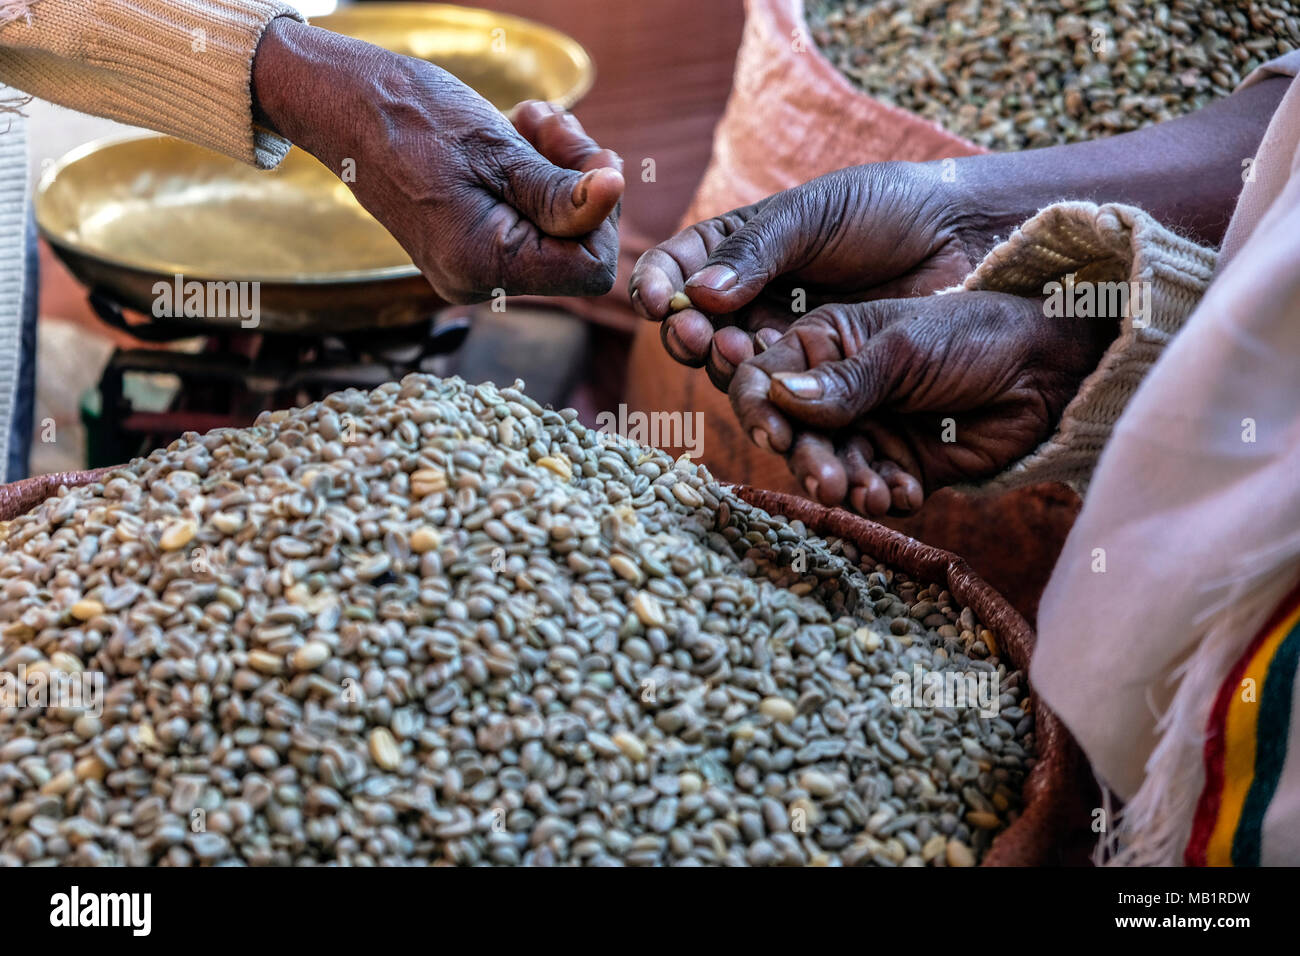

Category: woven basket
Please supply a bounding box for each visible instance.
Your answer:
[1,469,1091,866]
[736,487,1093,866]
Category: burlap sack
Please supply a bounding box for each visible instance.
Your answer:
[623,0,1079,624]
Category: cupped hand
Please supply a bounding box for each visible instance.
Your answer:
[253,19,624,303]
[628,163,989,389]
[728,292,1115,515]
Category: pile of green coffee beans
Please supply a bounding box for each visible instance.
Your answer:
[0,375,1030,866]
[808,0,1300,150]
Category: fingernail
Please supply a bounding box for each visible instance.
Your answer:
[850,486,868,514]
[749,428,771,453]
[804,476,820,500]
[907,483,925,511]
[754,333,768,353]
[664,325,685,357]
[688,265,738,293]
[772,371,823,400]
[572,170,595,206]
[629,287,650,317]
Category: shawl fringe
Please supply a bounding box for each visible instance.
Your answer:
[1103,532,1300,865]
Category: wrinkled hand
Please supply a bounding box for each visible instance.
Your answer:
[253,19,623,303]
[729,292,1114,515]
[628,162,990,389]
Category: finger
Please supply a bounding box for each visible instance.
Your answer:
[509,103,609,165]
[754,328,782,352]
[788,432,847,506]
[842,436,891,516]
[736,303,901,447]
[520,104,625,176]
[706,301,802,391]
[683,199,808,315]
[629,250,682,321]
[848,471,893,518]
[509,101,568,151]
[857,419,925,486]
[767,322,908,430]
[875,460,925,513]
[629,212,752,321]
[706,326,757,391]
[730,322,823,454]
[660,311,711,368]
[743,299,889,375]
[510,102,623,176]
[493,141,625,239]
[446,199,618,300]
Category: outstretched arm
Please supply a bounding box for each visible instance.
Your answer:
[0,0,302,167]
[949,71,1294,253]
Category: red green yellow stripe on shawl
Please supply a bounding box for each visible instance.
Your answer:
[1186,579,1300,866]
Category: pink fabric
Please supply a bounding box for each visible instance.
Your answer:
[684,0,984,223]
[1219,48,1300,268]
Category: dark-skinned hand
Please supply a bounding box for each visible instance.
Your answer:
[253,18,624,304]
[629,72,1297,390]
[627,162,993,390]
[728,291,1115,516]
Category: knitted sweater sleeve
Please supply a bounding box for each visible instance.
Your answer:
[0,0,303,169]
[958,201,1217,494]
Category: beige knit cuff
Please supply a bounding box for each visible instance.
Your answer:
[958,202,1217,494]
[0,0,304,168]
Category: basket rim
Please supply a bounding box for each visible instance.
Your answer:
[735,486,1088,867]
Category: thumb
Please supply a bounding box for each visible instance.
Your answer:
[682,202,809,314]
[498,146,624,238]
[766,323,908,431]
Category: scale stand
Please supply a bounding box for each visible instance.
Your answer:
[84,289,472,467]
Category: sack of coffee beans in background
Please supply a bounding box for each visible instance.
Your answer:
[807,0,1300,150]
